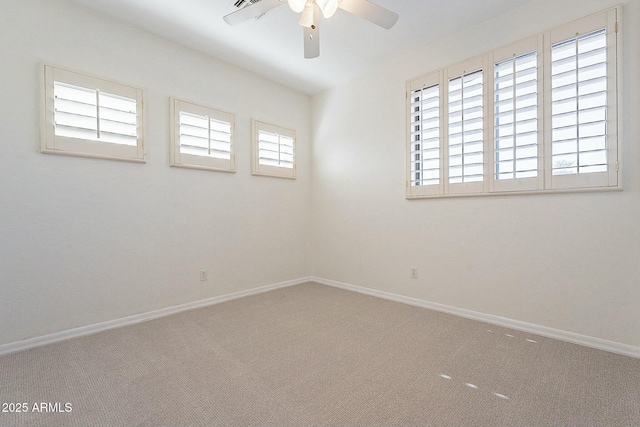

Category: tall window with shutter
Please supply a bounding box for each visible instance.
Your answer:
[444,56,488,195]
[551,30,607,177]
[170,99,235,172]
[41,65,145,162]
[448,70,484,185]
[494,54,538,179]
[406,73,443,197]
[251,120,296,179]
[546,8,618,189]
[492,36,543,192]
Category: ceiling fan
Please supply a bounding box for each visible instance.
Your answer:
[223,0,399,59]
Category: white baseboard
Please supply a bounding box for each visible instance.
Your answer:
[3,276,638,359]
[0,277,312,356]
[312,276,640,359]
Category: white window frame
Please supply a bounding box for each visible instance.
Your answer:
[251,120,297,179]
[405,7,620,199]
[40,64,145,163]
[170,98,236,173]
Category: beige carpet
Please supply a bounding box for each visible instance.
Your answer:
[0,282,639,426]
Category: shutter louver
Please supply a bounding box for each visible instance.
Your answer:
[54,82,138,147]
[448,70,484,184]
[410,84,440,187]
[551,29,608,176]
[494,51,538,180]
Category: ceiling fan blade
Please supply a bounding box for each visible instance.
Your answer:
[223,0,285,26]
[337,0,398,29]
[303,25,320,59]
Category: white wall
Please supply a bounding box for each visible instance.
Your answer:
[0,0,311,345]
[311,0,640,347]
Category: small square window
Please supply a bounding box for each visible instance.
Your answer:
[41,64,145,162]
[251,120,296,179]
[170,98,235,172]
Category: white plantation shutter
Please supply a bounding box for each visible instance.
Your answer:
[405,7,618,199]
[53,82,138,146]
[179,113,210,156]
[252,120,296,179]
[258,130,295,169]
[492,36,543,192]
[171,99,235,172]
[178,113,233,159]
[53,83,98,141]
[551,31,608,177]
[494,54,537,179]
[98,92,138,145]
[447,62,486,194]
[546,9,617,189]
[551,31,607,176]
[410,85,440,186]
[406,73,443,197]
[42,65,144,162]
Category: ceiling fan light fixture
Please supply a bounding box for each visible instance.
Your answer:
[316,0,339,18]
[298,2,317,28]
[223,0,399,59]
[287,0,307,13]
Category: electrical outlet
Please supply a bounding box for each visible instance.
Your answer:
[410,267,418,279]
[200,269,208,281]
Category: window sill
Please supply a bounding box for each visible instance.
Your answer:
[405,185,623,200]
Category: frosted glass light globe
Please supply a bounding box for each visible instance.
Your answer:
[288,0,307,13]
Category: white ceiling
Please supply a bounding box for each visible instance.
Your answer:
[70,0,532,95]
